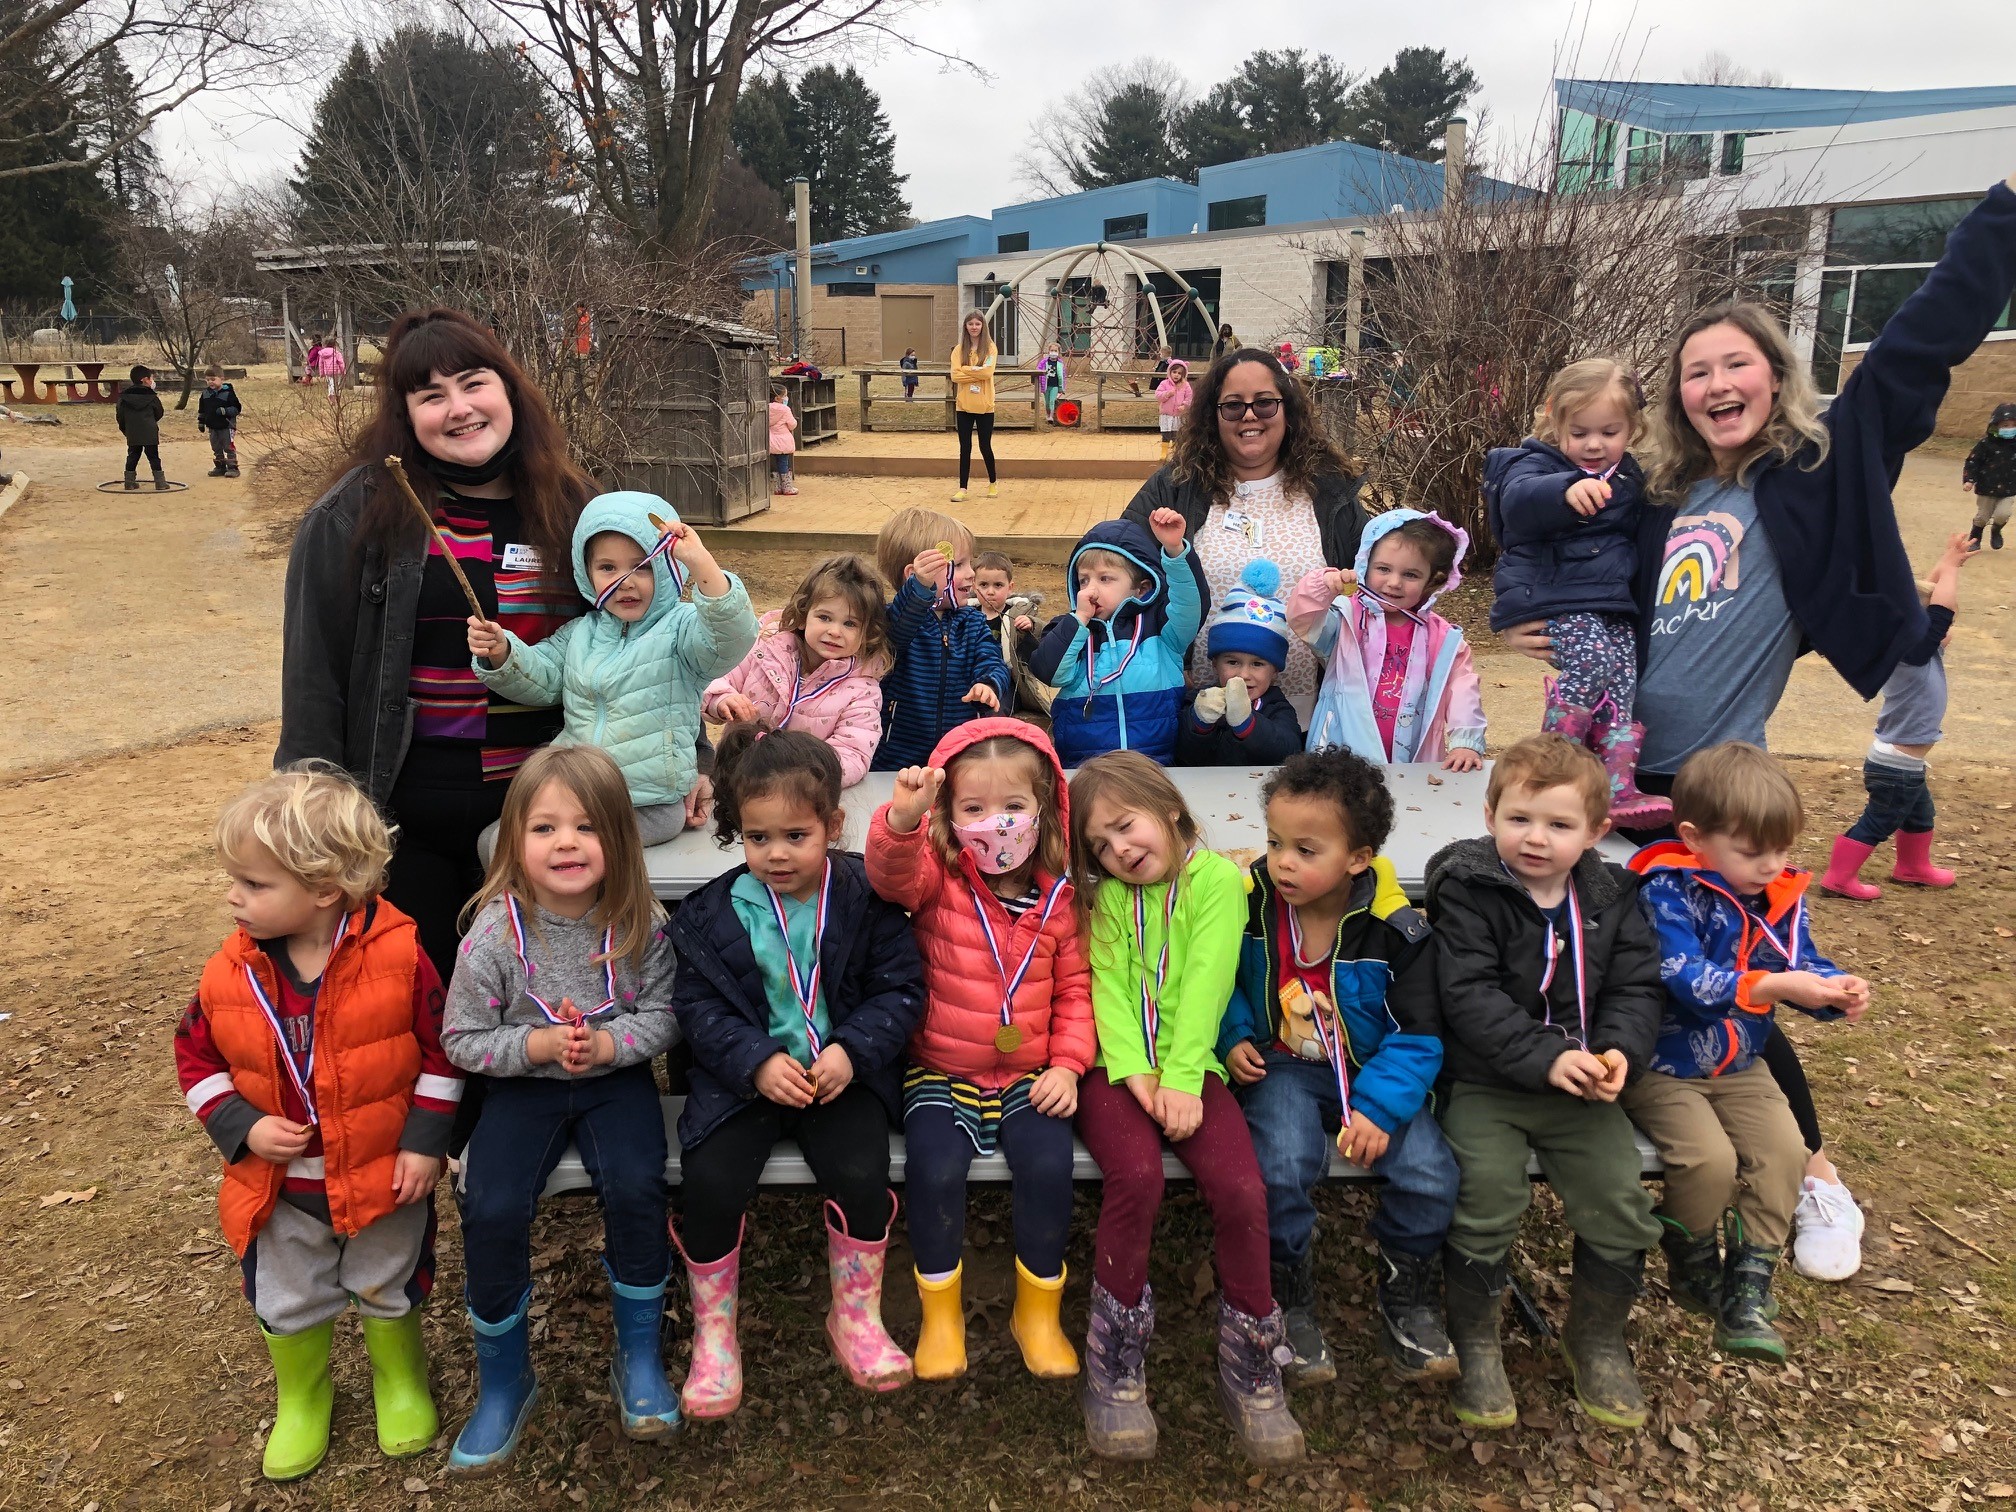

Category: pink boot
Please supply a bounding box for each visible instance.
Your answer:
[824,1195,913,1392]
[1819,835,1882,900]
[1540,680,1596,746]
[1890,830,1956,887]
[1591,714,1673,827]
[671,1220,743,1419]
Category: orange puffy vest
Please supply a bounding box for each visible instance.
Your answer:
[198,900,423,1255]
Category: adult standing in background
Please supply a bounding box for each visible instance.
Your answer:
[950,310,999,503]
[1210,323,1240,364]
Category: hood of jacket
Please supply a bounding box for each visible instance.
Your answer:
[1626,837,1811,922]
[1988,402,2016,437]
[1066,517,1192,646]
[572,491,682,632]
[1354,507,1468,611]
[927,715,1071,835]
[1425,834,1630,914]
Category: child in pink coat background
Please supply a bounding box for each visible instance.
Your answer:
[768,383,798,495]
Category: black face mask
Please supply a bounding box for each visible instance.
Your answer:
[422,429,521,488]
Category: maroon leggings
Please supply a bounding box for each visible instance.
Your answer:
[1075,1069,1273,1317]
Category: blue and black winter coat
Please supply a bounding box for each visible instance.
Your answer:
[1029,518,1207,767]
[668,853,926,1149]
[872,576,1012,770]
[1483,439,1644,632]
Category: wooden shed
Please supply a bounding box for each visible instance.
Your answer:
[604,311,775,526]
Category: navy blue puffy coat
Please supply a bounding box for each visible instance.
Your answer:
[1484,439,1644,632]
[873,575,1011,770]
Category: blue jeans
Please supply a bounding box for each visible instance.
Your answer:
[459,1063,668,1322]
[1237,1049,1458,1263]
[1845,757,1936,845]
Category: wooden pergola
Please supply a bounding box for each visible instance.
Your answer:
[251,241,493,380]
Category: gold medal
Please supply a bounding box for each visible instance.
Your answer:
[995,1024,1023,1054]
[934,539,954,558]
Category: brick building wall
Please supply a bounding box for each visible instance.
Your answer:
[1838,336,2016,439]
[741,282,962,368]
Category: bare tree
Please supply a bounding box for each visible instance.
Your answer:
[1683,50,1788,89]
[110,186,270,408]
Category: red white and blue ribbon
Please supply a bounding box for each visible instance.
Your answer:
[242,913,352,1126]
[1534,879,1590,1048]
[1285,901,1353,1128]
[1745,896,1803,970]
[1580,460,1622,483]
[506,894,616,1022]
[970,875,1069,1039]
[1086,616,1145,692]
[592,531,686,611]
[766,861,832,1060]
[784,658,856,724]
[1133,850,1192,1069]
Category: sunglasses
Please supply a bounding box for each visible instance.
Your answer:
[1216,397,1283,421]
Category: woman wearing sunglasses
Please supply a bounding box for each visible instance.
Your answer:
[1121,347,1367,714]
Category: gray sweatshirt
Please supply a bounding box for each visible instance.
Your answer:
[443,897,680,1079]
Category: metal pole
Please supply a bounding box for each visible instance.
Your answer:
[791,177,811,363]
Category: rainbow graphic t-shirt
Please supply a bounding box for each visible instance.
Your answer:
[1635,477,1800,774]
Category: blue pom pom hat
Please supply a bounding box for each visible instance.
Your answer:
[1204,558,1292,669]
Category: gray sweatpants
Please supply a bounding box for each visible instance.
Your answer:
[242,1198,433,1335]
[1971,494,2013,529]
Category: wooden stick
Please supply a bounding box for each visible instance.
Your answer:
[1909,1203,2005,1267]
[384,455,486,620]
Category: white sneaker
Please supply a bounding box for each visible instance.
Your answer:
[1791,1175,1865,1281]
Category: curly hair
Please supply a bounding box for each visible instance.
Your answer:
[1168,346,1351,507]
[778,553,890,673]
[1263,747,1394,854]
[1644,302,1830,502]
[216,760,393,912]
[710,721,846,850]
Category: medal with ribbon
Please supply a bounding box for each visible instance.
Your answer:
[785,657,856,725]
[1534,878,1589,1048]
[242,913,352,1127]
[1133,851,1192,1069]
[1284,901,1353,1129]
[593,514,687,611]
[971,876,1069,1054]
[506,894,617,1024]
[765,861,832,1063]
[1745,894,1803,970]
[1082,615,1145,717]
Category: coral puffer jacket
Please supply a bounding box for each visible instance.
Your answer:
[866,717,1095,1087]
[703,627,885,787]
[198,901,424,1254]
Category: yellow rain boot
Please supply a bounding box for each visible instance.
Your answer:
[1011,1260,1079,1378]
[913,1265,968,1380]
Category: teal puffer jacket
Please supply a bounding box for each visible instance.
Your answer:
[476,492,759,807]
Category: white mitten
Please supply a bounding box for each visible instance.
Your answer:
[1192,686,1227,725]
[1224,676,1253,728]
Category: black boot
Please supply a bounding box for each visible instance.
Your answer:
[1969,523,1985,550]
[1716,1217,1786,1363]
[1561,1241,1647,1429]
[1995,521,2007,550]
[1658,1219,1721,1317]
[1441,1250,1515,1429]
[1270,1252,1335,1386]
[1376,1246,1457,1382]
[227,459,241,478]
[208,463,227,478]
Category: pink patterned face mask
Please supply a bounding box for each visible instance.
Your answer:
[952,811,1040,874]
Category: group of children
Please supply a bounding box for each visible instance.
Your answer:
[113,363,243,489]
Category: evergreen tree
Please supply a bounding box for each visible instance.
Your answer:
[730,73,798,197]
[1170,80,1251,175]
[1229,49,1356,156]
[731,66,908,243]
[1080,80,1183,187]
[89,48,160,215]
[0,1,116,301]
[1344,47,1478,160]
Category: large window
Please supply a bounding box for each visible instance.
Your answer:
[1556,108,1619,194]
[1719,133,1746,175]
[1623,127,1662,188]
[1664,133,1711,181]
[1103,212,1148,242]
[1827,197,1977,266]
[997,230,1029,255]
[1207,195,1267,231]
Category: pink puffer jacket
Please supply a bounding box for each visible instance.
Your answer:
[702,629,885,786]
[865,718,1095,1087]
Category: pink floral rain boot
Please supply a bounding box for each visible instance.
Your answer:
[671,1220,743,1419]
[1540,677,1596,747]
[1591,711,1672,827]
[824,1195,913,1391]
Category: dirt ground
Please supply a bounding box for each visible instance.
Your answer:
[1,403,2013,1510]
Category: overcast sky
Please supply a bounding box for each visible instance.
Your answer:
[159,0,2011,219]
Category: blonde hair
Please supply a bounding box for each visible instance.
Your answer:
[875,506,974,594]
[1067,753,1201,938]
[1646,303,1830,501]
[1074,546,1150,587]
[959,310,996,368]
[460,745,664,968]
[930,736,1068,879]
[1533,357,1642,448]
[1487,733,1611,828]
[779,553,889,672]
[216,761,393,912]
[1669,741,1805,852]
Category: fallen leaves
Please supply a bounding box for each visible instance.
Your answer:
[39,1187,96,1207]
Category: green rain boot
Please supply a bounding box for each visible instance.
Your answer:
[361,1311,439,1457]
[259,1319,336,1481]
[1716,1215,1788,1363]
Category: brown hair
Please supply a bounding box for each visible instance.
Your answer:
[930,736,1068,880]
[1669,741,1804,851]
[1487,733,1611,828]
[1169,346,1351,508]
[1371,516,1457,586]
[958,310,996,368]
[711,721,845,849]
[875,506,973,593]
[1074,545,1152,589]
[972,549,1015,577]
[460,745,663,968]
[1532,357,1642,447]
[779,553,889,673]
[216,761,393,912]
[1067,753,1201,937]
[1645,302,1830,501]
[340,308,592,567]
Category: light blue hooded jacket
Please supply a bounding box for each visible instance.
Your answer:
[475,492,759,807]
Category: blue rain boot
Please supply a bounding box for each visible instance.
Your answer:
[605,1259,682,1439]
[448,1288,538,1474]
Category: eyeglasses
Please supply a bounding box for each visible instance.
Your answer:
[1215,397,1283,421]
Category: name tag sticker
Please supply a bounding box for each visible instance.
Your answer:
[500,543,542,571]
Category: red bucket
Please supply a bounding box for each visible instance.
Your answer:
[1054,398,1082,427]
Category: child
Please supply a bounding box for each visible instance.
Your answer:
[1069,752,1303,1467]
[1289,508,1486,770]
[971,548,1049,715]
[198,366,243,478]
[468,490,758,847]
[176,765,457,1482]
[1484,358,1665,821]
[1822,532,1972,900]
[1178,559,1305,765]
[704,553,888,786]
[117,363,166,491]
[442,745,683,1466]
[1962,401,2016,548]
[1623,742,1870,1364]
[1217,748,1455,1391]
[871,506,1011,770]
[1424,734,1666,1431]
[1154,359,1192,459]
[1038,341,1068,421]
[768,383,799,495]
[1029,510,1206,768]
[1276,340,1302,373]
[670,724,926,1413]
[900,346,920,402]
[869,719,1094,1381]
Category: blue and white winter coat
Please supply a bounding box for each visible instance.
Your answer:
[476,491,759,808]
[1029,518,1207,768]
